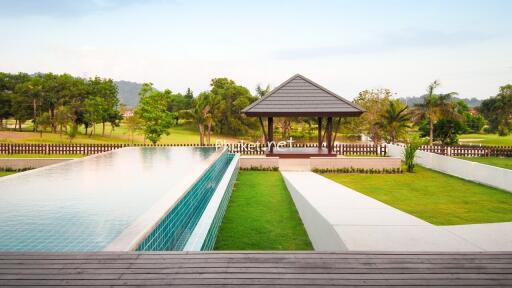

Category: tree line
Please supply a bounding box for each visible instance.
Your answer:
[344,81,511,145]
[0,72,121,139]
[130,78,259,144]
[2,71,510,146]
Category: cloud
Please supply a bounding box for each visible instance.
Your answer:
[274,28,496,60]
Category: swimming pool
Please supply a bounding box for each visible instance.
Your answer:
[0,147,236,252]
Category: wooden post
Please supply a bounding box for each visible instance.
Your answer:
[326,117,333,154]
[268,117,274,153]
[317,117,322,149]
[258,117,268,144]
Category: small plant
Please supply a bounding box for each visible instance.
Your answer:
[67,123,79,144]
[404,135,427,173]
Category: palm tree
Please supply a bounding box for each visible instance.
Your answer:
[181,92,219,145]
[255,84,271,98]
[414,80,440,144]
[378,100,411,143]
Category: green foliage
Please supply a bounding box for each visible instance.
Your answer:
[348,88,393,143]
[135,83,175,144]
[433,118,465,145]
[312,167,402,174]
[67,123,79,143]
[479,84,512,136]
[240,166,279,171]
[124,115,143,144]
[464,112,485,133]
[255,84,271,98]
[209,78,258,136]
[0,72,121,136]
[378,99,411,143]
[404,136,426,172]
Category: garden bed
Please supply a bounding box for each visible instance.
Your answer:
[321,166,512,225]
[214,171,312,250]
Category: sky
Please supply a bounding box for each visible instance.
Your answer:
[0,0,511,100]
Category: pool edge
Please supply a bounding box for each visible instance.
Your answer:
[103,147,227,252]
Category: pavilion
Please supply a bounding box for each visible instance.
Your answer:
[242,74,365,157]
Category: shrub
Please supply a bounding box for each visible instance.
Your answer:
[312,167,402,174]
[404,136,426,173]
[240,166,278,171]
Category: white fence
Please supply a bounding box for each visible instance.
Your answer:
[386,143,512,193]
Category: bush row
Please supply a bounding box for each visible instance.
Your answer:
[312,167,402,174]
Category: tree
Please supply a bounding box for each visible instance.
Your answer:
[135,83,175,144]
[464,113,485,133]
[182,92,220,145]
[479,84,512,136]
[351,88,393,143]
[414,80,440,145]
[15,74,43,131]
[433,119,465,145]
[36,112,52,137]
[209,78,258,136]
[124,114,143,144]
[87,77,120,136]
[378,100,411,143]
[67,123,79,143]
[168,92,193,125]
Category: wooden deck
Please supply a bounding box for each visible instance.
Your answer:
[1,252,511,286]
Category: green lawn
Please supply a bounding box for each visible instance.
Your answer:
[0,171,16,177]
[459,133,512,146]
[322,166,512,225]
[458,157,512,170]
[0,154,85,158]
[215,171,312,250]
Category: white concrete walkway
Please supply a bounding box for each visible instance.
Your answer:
[442,222,512,251]
[282,171,511,251]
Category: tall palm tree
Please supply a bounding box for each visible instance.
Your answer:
[378,100,411,143]
[181,92,220,145]
[414,80,440,144]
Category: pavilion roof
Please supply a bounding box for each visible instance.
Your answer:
[242,74,364,117]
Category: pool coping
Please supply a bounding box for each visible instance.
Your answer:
[103,147,227,251]
[183,154,240,251]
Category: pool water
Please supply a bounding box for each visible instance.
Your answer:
[0,147,219,252]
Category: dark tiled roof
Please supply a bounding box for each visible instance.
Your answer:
[242,74,364,117]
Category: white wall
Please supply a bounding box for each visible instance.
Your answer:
[282,173,348,251]
[386,144,512,192]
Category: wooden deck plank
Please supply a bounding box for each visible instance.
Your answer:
[1,278,511,286]
[0,252,510,286]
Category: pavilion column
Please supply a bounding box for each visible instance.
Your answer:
[326,117,333,154]
[317,117,322,150]
[268,117,274,153]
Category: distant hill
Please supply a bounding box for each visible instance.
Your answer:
[115,80,142,108]
[399,96,482,107]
